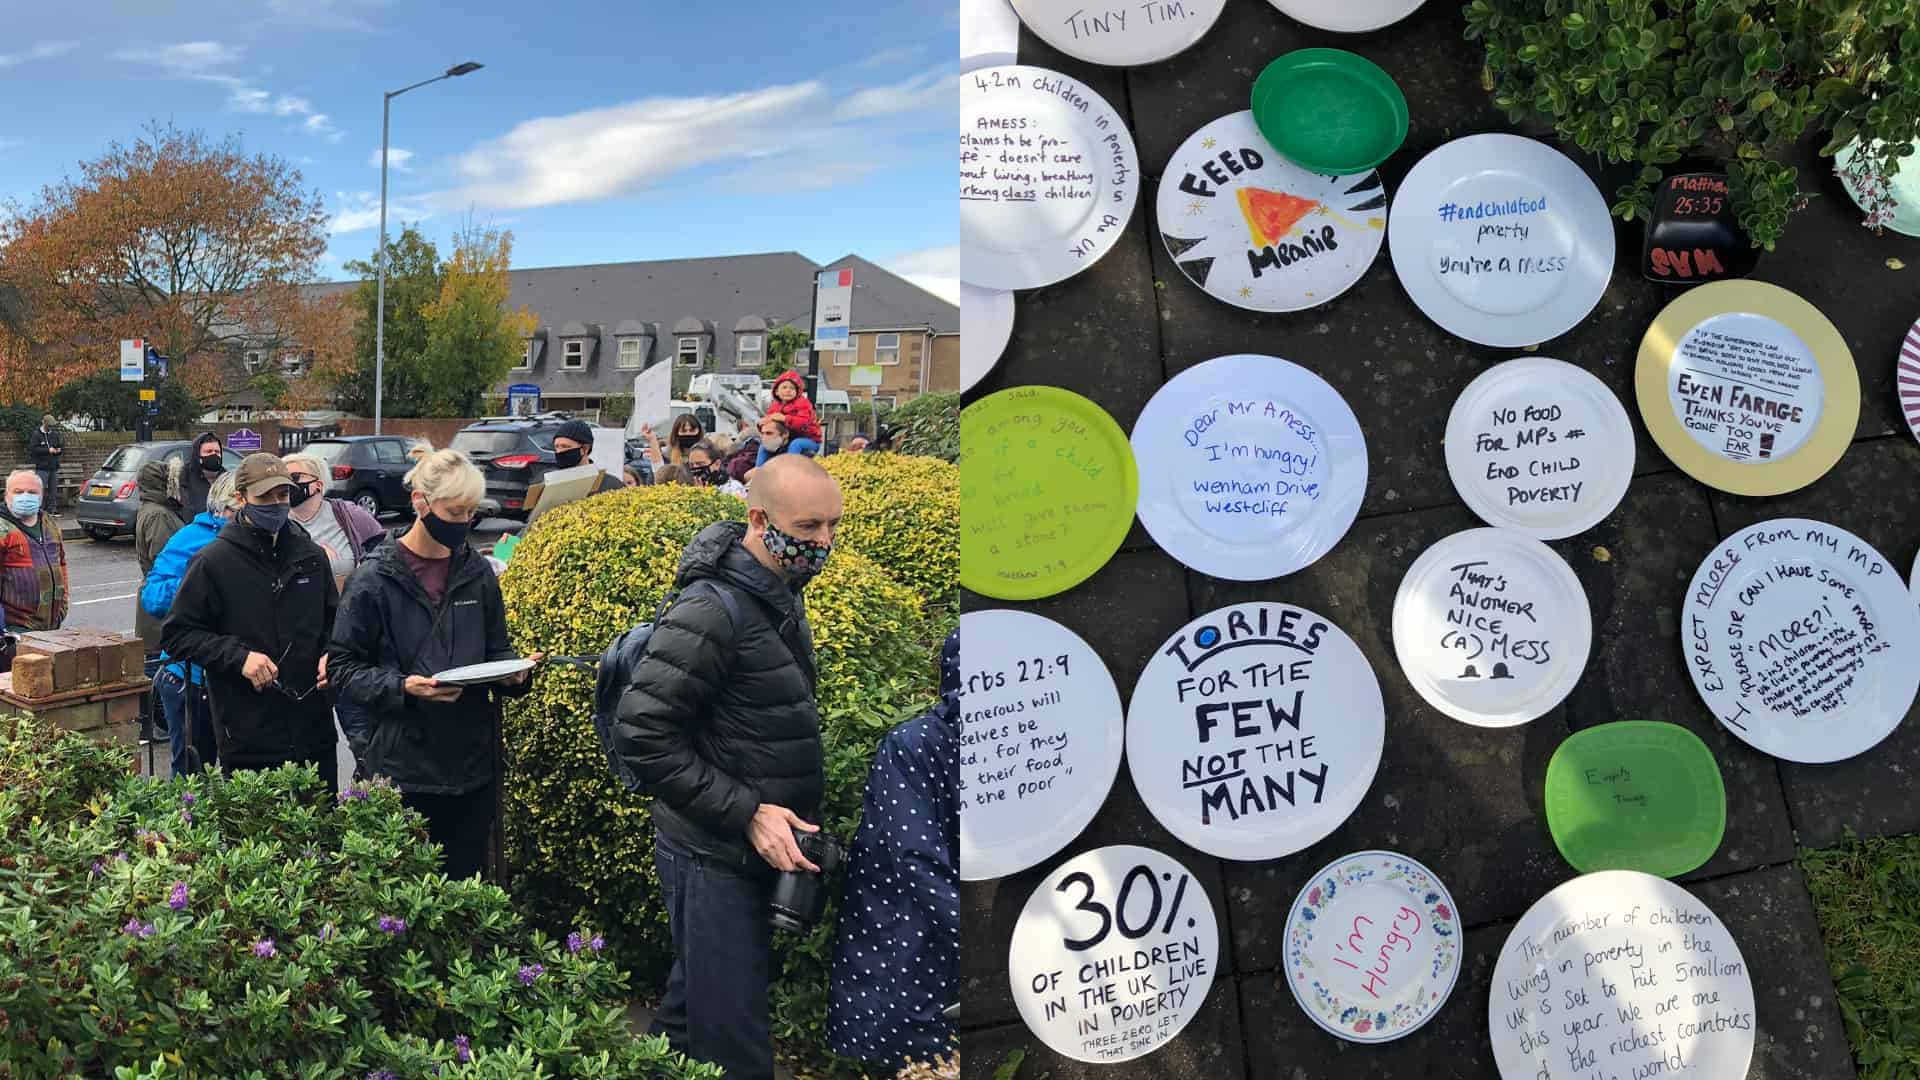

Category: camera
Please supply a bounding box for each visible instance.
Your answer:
[769,829,846,933]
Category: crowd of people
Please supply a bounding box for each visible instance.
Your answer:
[3,406,952,1077]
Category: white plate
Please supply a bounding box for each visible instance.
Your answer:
[1268,0,1427,32]
[961,0,1022,72]
[1284,850,1462,1043]
[1392,528,1592,727]
[1444,357,1634,539]
[961,66,1140,291]
[959,610,1126,881]
[431,658,535,686]
[1130,354,1366,580]
[960,283,1016,393]
[1490,871,1755,1080]
[1157,111,1387,313]
[1012,0,1225,66]
[1388,134,1615,348]
[1900,314,1920,444]
[1127,602,1384,861]
[1008,845,1218,1064]
[1681,519,1920,763]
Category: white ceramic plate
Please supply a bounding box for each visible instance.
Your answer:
[1393,528,1592,727]
[960,283,1016,393]
[1008,845,1218,1063]
[961,0,1022,72]
[961,66,1140,291]
[1131,354,1367,580]
[1267,0,1428,32]
[1490,871,1755,1080]
[1012,0,1225,66]
[958,610,1125,882]
[1388,134,1615,348]
[1284,850,1462,1044]
[1127,602,1383,861]
[431,658,535,686]
[1157,111,1387,313]
[1681,519,1920,763]
[1444,357,1634,539]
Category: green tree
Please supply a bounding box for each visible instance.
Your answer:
[419,224,537,417]
[337,226,441,416]
[757,324,811,381]
[48,369,200,431]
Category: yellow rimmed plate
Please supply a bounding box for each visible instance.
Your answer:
[1635,280,1857,496]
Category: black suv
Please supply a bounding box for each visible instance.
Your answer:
[301,436,425,517]
[450,418,574,518]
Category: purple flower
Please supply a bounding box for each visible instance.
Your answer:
[121,917,154,939]
[180,809,193,825]
[180,791,196,806]
[378,915,406,935]
[589,935,604,953]
[253,938,277,959]
[517,963,545,986]
[566,932,583,954]
[454,1034,471,1063]
[336,787,368,804]
[318,922,336,942]
[90,860,105,877]
[366,1072,396,1080]
[168,882,189,911]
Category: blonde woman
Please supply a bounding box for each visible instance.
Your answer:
[327,445,541,879]
[282,450,386,595]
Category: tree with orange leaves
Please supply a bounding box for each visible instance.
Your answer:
[0,123,350,409]
[417,223,538,417]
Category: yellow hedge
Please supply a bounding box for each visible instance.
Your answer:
[495,483,940,1054]
[820,451,959,608]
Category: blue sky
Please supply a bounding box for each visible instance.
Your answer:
[0,0,960,302]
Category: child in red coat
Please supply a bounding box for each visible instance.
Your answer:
[768,370,822,454]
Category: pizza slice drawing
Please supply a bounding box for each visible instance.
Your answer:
[1237,186,1321,248]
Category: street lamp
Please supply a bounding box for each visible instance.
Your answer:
[374,61,482,434]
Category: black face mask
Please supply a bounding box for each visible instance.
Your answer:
[199,454,225,475]
[675,433,700,449]
[421,509,473,550]
[553,447,585,469]
[288,481,316,509]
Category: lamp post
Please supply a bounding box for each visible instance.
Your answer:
[375,60,482,434]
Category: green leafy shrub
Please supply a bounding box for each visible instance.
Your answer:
[820,451,960,610]
[886,392,958,462]
[0,711,715,1079]
[497,485,943,1065]
[1464,0,1920,248]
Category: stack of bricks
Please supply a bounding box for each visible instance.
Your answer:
[5,629,150,744]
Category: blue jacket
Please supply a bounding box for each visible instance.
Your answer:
[142,511,223,683]
[827,630,958,1066]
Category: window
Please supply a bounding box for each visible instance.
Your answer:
[875,333,900,365]
[833,342,855,366]
[245,351,263,373]
[562,340,586,370]
[677,337,702,367]
[735,333,763,368]
[871,395,896,411]
[374,439,407,464]
[511,341,533,371]
[281,352,304,376]
[617,338,645,369]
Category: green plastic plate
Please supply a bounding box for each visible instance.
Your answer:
[959,386,1138,601]
[1544,721,1726,879]
[1250,49,1408,176]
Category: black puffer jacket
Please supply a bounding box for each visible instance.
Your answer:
[613,521,822,854]
[328,539,532,795]
[178,433,222,519]
[158,518,337,766]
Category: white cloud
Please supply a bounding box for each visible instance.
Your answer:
[886,245,959,305]
[116,40,245,75]
[0,41,77,69]
[859,45,925,69]
[330,189,430,234]
[115,41,341,139]
[369,147,414,172]
[834,70,956,120]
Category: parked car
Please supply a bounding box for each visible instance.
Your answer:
[73,441,246,541]
[301,435,426,517]
[450,418,575,518]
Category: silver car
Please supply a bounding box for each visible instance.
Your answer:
[73,441,245,541]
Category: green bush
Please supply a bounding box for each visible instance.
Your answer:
[0,711,715,1079]
[885,392,958,462]
[820,451,960,611]
[1465,0,1920,248]
[497,485,942,1066]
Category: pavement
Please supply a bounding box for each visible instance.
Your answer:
[959,4,1920,1078]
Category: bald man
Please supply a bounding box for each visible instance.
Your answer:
[612,453,842,1080]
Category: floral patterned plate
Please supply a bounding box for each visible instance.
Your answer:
[1283,849,1461,1043]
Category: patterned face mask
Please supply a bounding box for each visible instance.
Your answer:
[760,517,832,583]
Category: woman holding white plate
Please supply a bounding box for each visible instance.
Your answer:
[328,445,541,879]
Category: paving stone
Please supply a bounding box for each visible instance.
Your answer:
[1557,471,1795,879]
[959,985,1246,1080]
[1711,436,1920,848]
[1192,503,1571,972]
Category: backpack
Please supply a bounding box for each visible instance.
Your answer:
[592,579,741,794]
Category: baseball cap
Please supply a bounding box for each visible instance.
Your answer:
[234,453,295,498]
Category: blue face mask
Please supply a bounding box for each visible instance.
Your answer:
[9,493,40,518]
